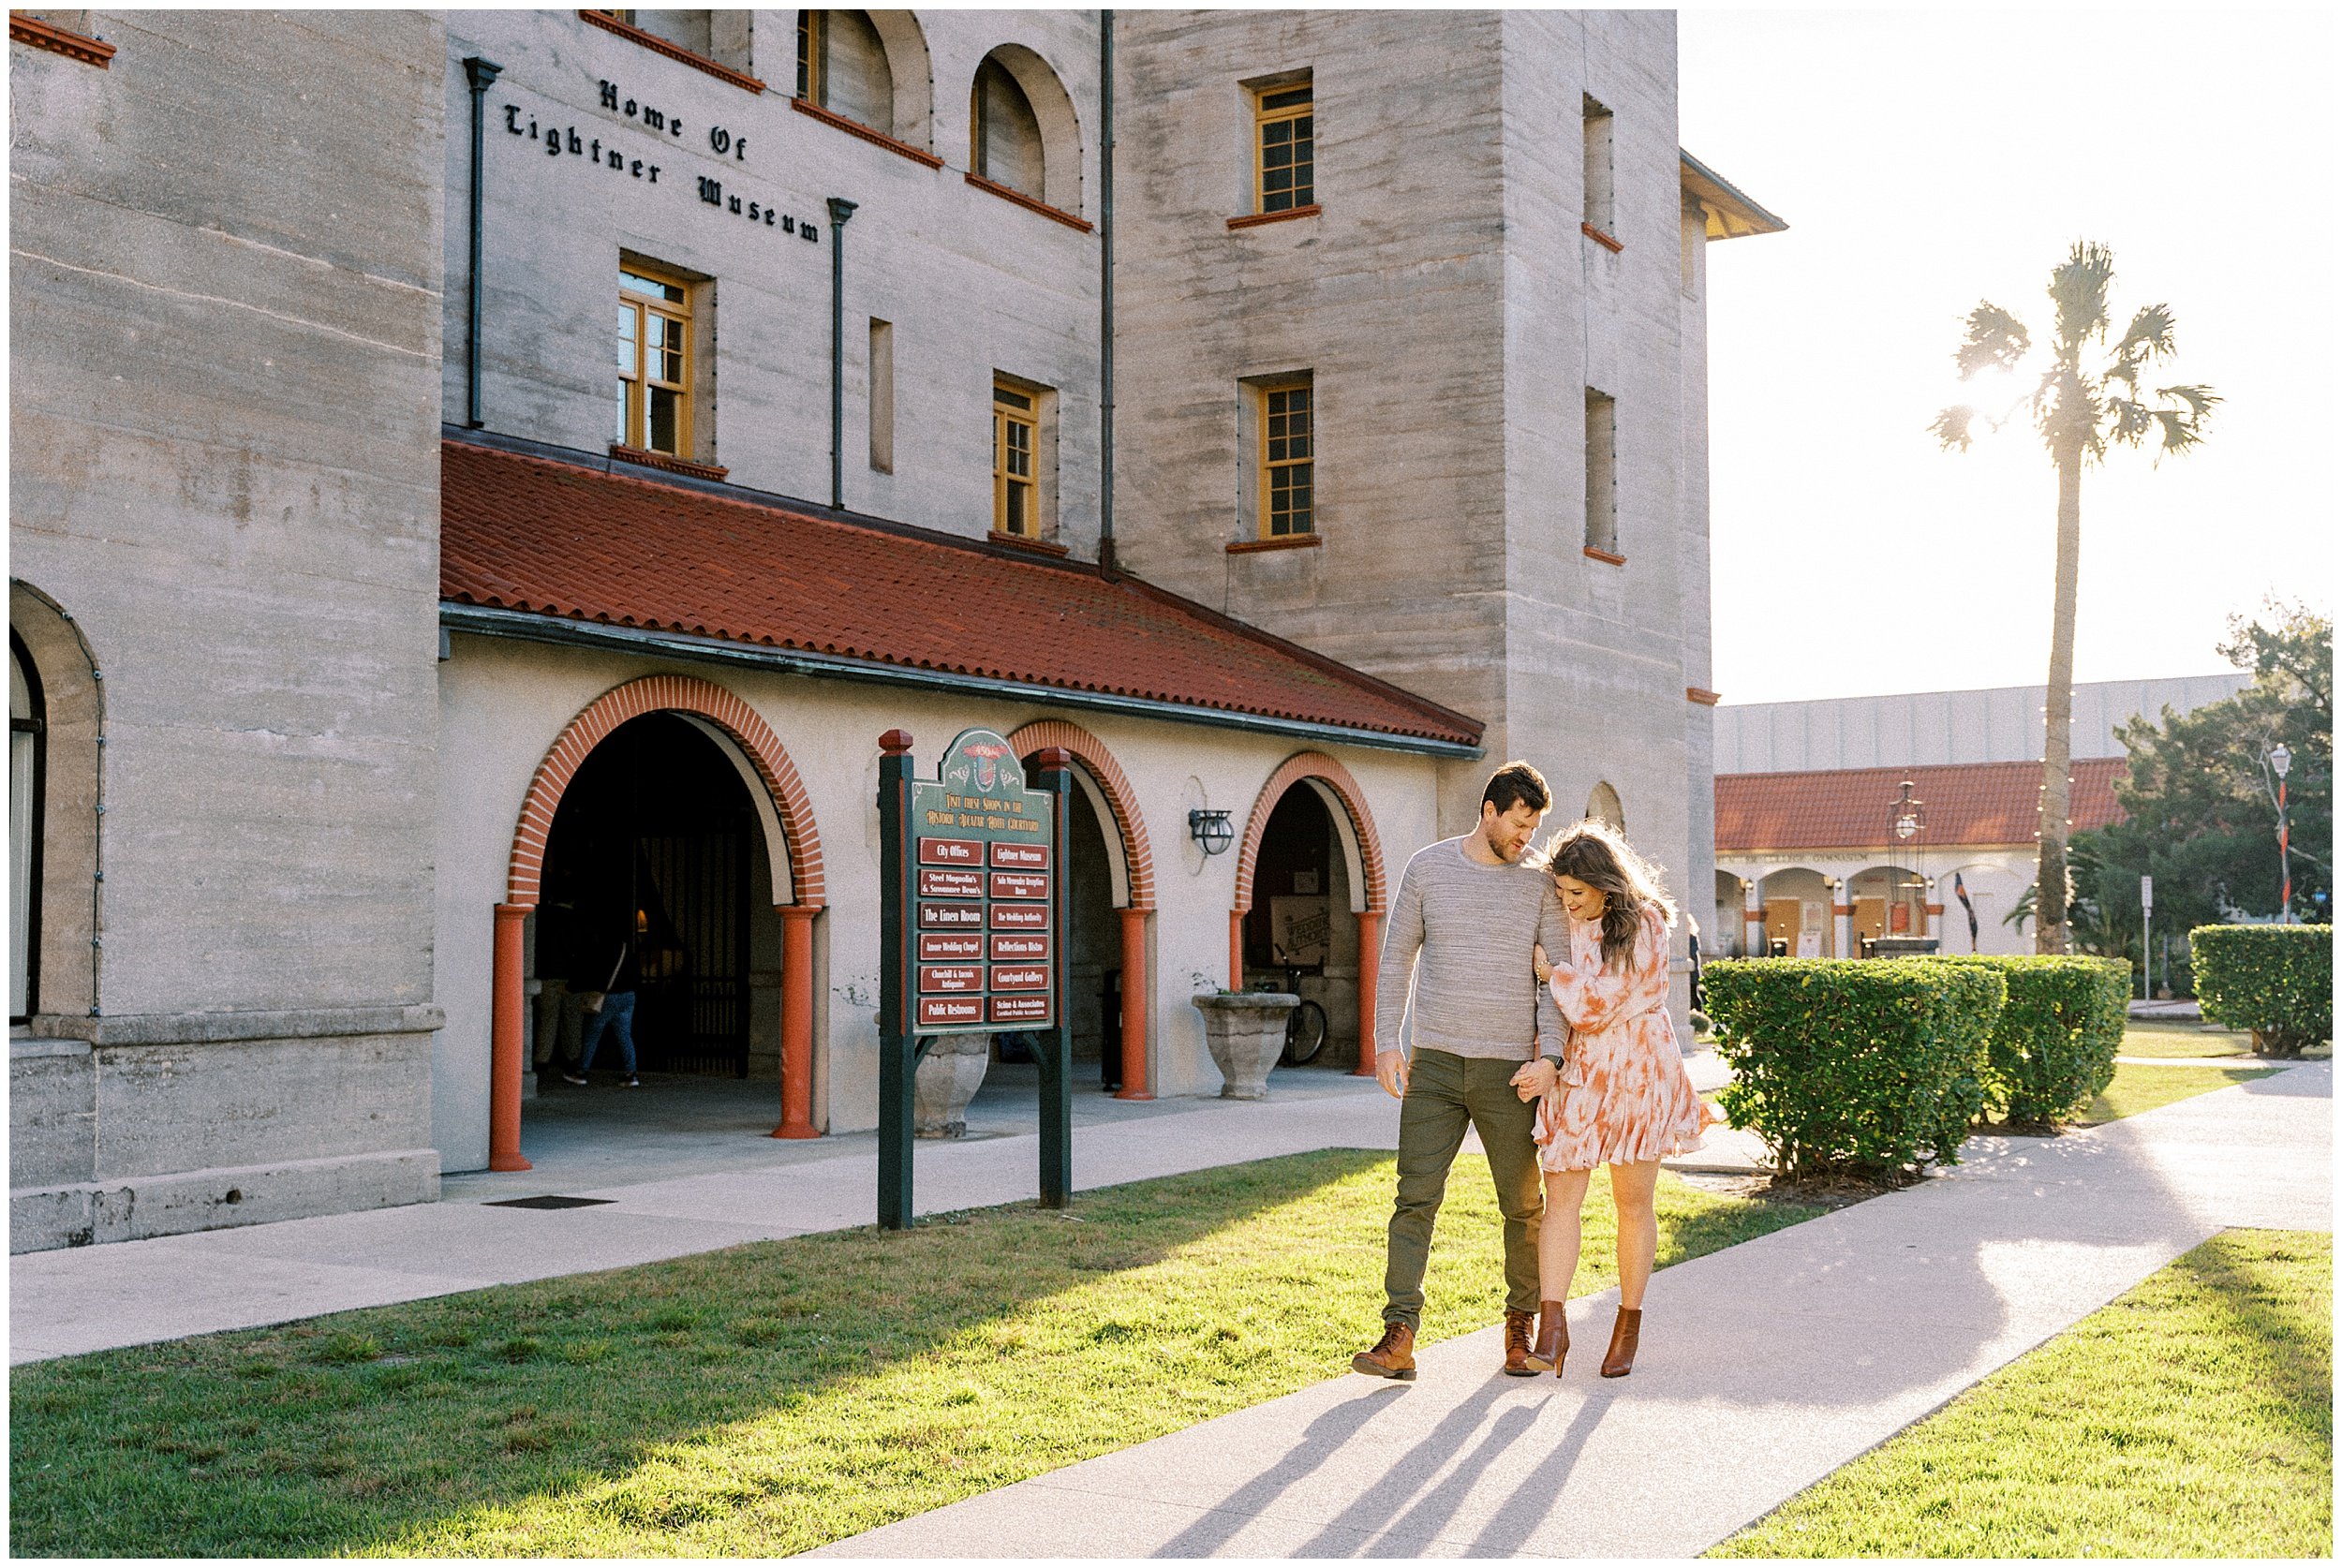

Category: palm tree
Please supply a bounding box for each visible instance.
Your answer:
[1933,241,2216,954]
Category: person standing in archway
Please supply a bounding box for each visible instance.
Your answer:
[564,911,643,1088]
[1352,762,1571,1383]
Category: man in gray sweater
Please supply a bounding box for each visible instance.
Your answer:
[1353,762,1571,1381]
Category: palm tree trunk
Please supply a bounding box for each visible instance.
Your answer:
[2037,441,2083,955]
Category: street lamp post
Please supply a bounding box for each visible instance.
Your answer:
[1890,779,1926,947]
[2269,743,2292,925]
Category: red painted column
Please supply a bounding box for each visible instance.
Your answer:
[489,903,533,1172]
[1353,909,1382,1076]
[773,904,822,1138]
[1228,910,1245,991]
[1116,905,1152,1100]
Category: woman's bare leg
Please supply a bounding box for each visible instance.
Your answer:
[1609,1159,1662,1309]
[1538,1167,1593,1302]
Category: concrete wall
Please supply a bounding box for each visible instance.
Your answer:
[1715,673,2254,774]
[1112,11,1707,1027]
[433,633,1442,1172]
[1111,9,1512,759]
[444,9,1104,552]
[9,10,448,1250]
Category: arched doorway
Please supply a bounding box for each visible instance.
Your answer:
[9,582,100,1023]
[1712,869,1744,960]
[1007,720,1153,1099]
[1587,780,1625,829]
[1231,753,1388,1074]
[536,714,765,1080]
[1758,866,1833,957]
[492,675,823,1171]
[12,634,46,1021]
[1849,865,1927,953]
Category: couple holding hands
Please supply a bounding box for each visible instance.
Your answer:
[1353,762,1712,1384]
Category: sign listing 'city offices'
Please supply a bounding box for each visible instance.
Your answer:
[878,726,1075,1228]
[911,730,1057,1031]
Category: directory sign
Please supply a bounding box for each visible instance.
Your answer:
[909,728,1056,1031]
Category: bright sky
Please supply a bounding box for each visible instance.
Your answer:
[1682,8,2336,706]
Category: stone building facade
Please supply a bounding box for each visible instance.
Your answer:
[9,10,450,1248]
[12,7,1778,1249]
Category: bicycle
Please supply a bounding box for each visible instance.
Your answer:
[1254,965,1329,1066]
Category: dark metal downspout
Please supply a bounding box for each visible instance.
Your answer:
[1097,11,1118,576]
[827,196,858,510]
[462,56,501,430]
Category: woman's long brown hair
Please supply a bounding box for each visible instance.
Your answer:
[1536,820,1679,970]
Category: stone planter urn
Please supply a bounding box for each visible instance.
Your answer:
[914,1032,992,1138]
[1193,992,1298,1101]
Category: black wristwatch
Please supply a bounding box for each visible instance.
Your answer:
[1541,1054,1564,1072]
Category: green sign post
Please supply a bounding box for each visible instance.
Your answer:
[877,728,1072,1229]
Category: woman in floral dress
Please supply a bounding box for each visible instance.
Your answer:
[1508,821,1712,1378]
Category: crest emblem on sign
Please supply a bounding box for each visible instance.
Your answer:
[941,729,1018,795]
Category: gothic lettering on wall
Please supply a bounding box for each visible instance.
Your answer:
[499,93,821,244]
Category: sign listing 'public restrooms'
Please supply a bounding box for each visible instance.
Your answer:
[878,725,1074,1227]
[911,729,1056,1032]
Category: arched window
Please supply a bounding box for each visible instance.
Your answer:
[971,55,1045,199]
[10,633,43,1021]
[1586,780,1624,830]
[798,9,895,135]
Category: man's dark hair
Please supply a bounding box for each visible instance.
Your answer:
[1481,761,1549,817]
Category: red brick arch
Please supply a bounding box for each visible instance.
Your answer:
[1004,718,1155,911]
[487,674,827,1171]
[1232,751,1388,916]
[505,673,824,910]
[1007,718,1158,1100]
[1227,752,1390,1076]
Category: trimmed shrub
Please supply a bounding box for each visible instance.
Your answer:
[2191,925,2333,1057]
[1706,958,2004,1182]
[1941,955,2130,1128]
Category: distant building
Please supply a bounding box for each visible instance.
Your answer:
[1710,675,2246,958]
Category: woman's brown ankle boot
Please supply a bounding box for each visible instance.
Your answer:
[1528,1299,1567,1375]
[1600,1307,1641,1378]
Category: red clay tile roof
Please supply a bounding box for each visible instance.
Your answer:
[1715,759,2129,853]
[439,438,1484,750]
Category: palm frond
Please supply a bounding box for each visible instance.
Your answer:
[1931,404,1979,451]
[2150,407,2208,460]
[2157,383,2220,419]
[2115,303,2178,362]
[2049,240,2116,355]
[1953,302,2030,377]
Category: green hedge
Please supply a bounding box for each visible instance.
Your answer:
[1705,958,2004,1182]
[2191,925,2333,1057]
[1941,955,2130,1128]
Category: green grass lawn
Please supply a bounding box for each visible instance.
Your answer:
[2068,1058,2277,1127]
[1712,1228,2332,1558]
[2120,1020,2255,1058]
[9,1150,1830,1558]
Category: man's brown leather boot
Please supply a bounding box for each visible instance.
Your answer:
[1526,1299,1568,1375]
[1352,1321,1416,1381]
[1502,1309,1538,1376]
[1600,1307,1641,1378]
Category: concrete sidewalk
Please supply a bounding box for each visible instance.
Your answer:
[819,1062,2332,1559]
[10,1053,1752,1364]
[9,1069,1400,1364]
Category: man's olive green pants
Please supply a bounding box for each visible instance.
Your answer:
[1382,1047,1545,1330]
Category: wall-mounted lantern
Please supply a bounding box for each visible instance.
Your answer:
[1188,808,1234,857]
